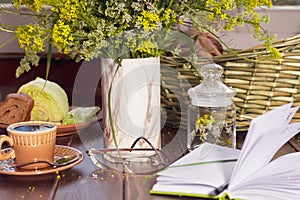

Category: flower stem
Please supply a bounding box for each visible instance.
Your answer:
[108,58,132,173]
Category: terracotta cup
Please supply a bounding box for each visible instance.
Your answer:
[0,121,57,169]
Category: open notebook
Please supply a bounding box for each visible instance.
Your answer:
[150,103,300,199]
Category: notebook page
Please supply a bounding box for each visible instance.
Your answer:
[229,104,298,186]
[156,161,236,187]
[229,152,300,200]
[234,104,297,172]
[229,121,300,190]
[151,182,216,196]
[156,143,240,189]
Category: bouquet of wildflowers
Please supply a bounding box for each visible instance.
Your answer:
[0,0,279,77]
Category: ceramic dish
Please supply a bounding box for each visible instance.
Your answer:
[0,109,103,137]
[55,118,99,137]
[0,145,84,176]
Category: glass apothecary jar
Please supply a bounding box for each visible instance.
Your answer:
[187,63,236,151]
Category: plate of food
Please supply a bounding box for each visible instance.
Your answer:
[56,107,103,137]
[0,78,102,137]
[0,105,102,137]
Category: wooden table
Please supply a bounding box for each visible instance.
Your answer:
[0,123,299,200]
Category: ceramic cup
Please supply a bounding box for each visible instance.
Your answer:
[0,121,57,169]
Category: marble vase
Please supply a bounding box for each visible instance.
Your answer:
[101,57,161,160]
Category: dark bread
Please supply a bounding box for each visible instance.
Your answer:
[0,92,34,124]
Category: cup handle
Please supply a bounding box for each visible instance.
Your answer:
[0,135,14,161]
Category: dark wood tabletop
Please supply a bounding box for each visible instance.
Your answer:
[0,123,299,200]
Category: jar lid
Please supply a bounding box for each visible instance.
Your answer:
[187,63,236,107]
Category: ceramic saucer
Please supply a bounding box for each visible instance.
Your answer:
[0,145,84,176]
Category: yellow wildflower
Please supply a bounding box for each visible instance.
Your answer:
[138,10,160,31]
[269,47,282,59]
[196,114,215,127]
[52,20,72,53]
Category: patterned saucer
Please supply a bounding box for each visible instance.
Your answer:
[0,145,84,176]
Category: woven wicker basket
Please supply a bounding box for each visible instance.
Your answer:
[161,35,300,131]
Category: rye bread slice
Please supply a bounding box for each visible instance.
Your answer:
[0,92,34,124]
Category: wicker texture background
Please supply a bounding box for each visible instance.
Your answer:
[161,35,300,131]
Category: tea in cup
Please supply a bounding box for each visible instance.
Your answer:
[0,121,57,169]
